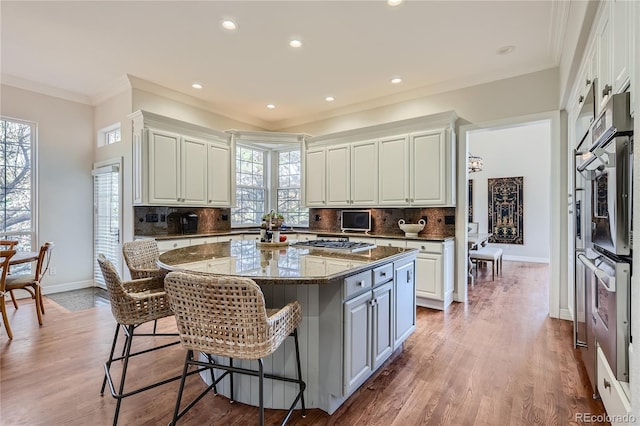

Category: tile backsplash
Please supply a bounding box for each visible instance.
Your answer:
[308,207,456,237]
[134,206,231,235]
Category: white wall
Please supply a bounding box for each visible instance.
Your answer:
[468,121,551,262]
[0,84,95,292]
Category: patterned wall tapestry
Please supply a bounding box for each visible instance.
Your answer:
[488,176,524,244]
[468,180,473,223]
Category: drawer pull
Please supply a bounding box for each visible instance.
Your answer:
[603,378,611,390]
[173,243,178,248]
[421,245,426,250]
[358,280,365,287]
[380,272,386,277]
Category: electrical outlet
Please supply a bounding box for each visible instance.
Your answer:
[49,267,57,276]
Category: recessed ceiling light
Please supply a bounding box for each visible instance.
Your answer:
[266,104,276,109]
[191,83,203,89]
[390,77,403,84]
[497,45,516,55]
[222,20,237,30]
[289,39,302,48]
[387,0,403,6]
[325,96,335,102]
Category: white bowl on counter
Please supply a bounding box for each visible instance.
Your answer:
[398,219,426,237]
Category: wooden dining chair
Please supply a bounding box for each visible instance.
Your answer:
[4,242,54,324]
[1,249,17,339]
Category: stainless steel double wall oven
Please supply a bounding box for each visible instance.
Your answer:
[575,91,633,391]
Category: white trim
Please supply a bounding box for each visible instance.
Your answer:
[558,308,572,321]
[90,74,131,105]
[548,0,570,64]
[457,111,564,320]
[503,255,550,264]
[40,280,95,295]
[1,74,92,104]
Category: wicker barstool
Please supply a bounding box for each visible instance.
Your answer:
[97,254,182,426]
[164,271,306,426]
[122,239,163,279]
[0,250,16,339]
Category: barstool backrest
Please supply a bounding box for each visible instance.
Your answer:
[165,271,274,359]
[122,240,160,279]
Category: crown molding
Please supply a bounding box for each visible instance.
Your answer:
[90,74,131,104]
[1,74,92,105]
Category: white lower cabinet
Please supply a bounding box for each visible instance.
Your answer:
[393,259,416,347]
[302,256,365,276]
[343,289,373,394]
[596,346,631,425]
[156,238,191,254]
[406,240,454,310]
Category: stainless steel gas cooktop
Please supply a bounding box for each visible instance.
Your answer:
[291,239,377,253]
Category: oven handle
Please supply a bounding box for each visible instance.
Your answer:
[578,254,615,292]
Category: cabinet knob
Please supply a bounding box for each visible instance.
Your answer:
[602,84,612,98]
[586,78,591,86]
[421,245,426,250]
[405,198,409,202]
[380,271,386,277]
[603,378,611,390]
[578,95,584,104]
[358,280,365,287]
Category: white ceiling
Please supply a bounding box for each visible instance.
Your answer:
[1,1,568,129]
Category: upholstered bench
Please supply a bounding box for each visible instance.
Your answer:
[470,246,503,281]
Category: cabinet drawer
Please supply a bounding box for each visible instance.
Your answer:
[344,270,372,299]
[406,240,442,254]
[596,346,631,422]
[157,238,191,253]
[372,263,393,286]
[375,238,406,248]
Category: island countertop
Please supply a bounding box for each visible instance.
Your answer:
[158,239,418,284]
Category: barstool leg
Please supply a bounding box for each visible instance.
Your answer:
[171,350,192,426]
[258,358,264,426]
[101,324,121,395]
[113,324,134,426]
[293,329,306,416]
[229,358,234,403]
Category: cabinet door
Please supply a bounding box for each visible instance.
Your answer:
[597,8,612,110]
[372,282,393,369]
[326,258,351,275]
[326,144,350,206]
[612,0,630,94]
[378,135,409,205]
[343,291,372,394]
[305,148,326,206]
[394,261,416,348]
[148,129,181,204]
[181,137,208,205]
[207,142,231,206]
[410,130,446,205]
[415,252,442,300]
[351,140,378,205]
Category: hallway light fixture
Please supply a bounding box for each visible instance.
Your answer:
[468,154,483,173]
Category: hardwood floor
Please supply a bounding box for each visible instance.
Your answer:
[0,261,608,425]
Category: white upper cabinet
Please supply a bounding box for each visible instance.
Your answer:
[596,5,612,111]
[148,129,182,204]
[351,140,378,206]
[130,110,232,207]
[326,144,351,206]
[379,135,409,205]
[303,112,457,208]
[304,147,326,206]
[611,0,631,95]
[410,129,448,205]
[207,142,231,206]
[181,136,208,205]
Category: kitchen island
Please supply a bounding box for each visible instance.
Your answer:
[158,240,418,414]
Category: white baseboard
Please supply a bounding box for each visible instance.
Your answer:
[503,255,549,263]
[558,308,572,321]
[41,280,95,295]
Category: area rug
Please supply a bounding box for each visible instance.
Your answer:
[46,287,110,312]
[488,176,524,245]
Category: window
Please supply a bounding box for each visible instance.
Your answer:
[1,117,35,260]
[231,144,308,227]
[277,150,306,225]
[98,123,121,147]
[233,146,266,225]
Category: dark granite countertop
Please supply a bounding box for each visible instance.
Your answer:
[139,229,453,242]
[157,240,418,285]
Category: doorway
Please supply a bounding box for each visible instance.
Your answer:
[92,160,121,287]
[456,111,565,319]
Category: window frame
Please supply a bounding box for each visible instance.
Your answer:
[0,116,38,253]
[98,122,121,147]
[230,134,307,228]
[232,144,268,227]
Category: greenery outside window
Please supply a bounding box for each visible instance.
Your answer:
[233,145,266,225]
